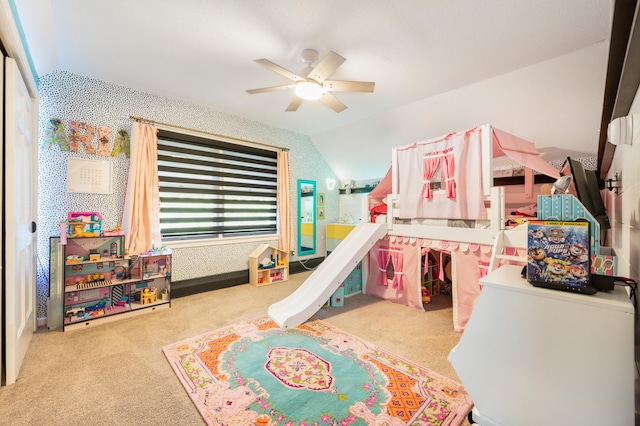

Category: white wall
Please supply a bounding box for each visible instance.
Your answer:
[36,71,341,320]
[312,42,608,183]
[605,84,640,283]
[339,193,369,224]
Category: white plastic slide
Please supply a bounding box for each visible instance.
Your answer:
[268,222,387,328]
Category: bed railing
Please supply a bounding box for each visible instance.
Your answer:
[385,186,507,246]
[384,122,544,246]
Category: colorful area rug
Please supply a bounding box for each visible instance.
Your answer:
[163,316,472,425]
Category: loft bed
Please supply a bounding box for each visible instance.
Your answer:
[370,124,560,243]
[365,124,560,331]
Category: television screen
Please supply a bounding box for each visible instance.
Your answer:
[560,157,611,230]
[584,169,611,230]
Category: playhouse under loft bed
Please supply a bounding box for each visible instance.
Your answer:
[364,124,561,331]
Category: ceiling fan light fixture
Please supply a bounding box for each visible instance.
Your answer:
[295,81,323,100]
[248,50,373,112]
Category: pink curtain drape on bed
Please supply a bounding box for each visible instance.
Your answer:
[422,154,439,199]
[277,151,292,253]
[367,242,423,310]
[492,128,560,179]
[442,151,456,198]
[122,122,161,255]
[368,166,392,210]
[378,249,390,285]
[391,249,404,289]
[453,249,493,332]
[422,148,456,200]
[397,128,486,219]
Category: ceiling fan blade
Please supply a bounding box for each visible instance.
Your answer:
[323,80,375,93]
[307,51,346,83]
[285,95,303,112]
[246,84,294,94]
[254,59,306,82]
[319,92,347,113]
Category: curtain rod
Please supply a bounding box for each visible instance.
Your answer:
[129,115,289,152]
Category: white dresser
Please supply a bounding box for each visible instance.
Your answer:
[449,264,634,426]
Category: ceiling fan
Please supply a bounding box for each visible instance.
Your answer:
[246,48,375,113]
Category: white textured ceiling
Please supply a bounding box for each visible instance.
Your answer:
[14,0,612,180]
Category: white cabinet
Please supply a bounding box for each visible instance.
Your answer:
[449,264,634,426]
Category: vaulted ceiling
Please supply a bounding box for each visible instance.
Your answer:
[14,0,612,180]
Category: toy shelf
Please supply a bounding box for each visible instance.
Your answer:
[60,235,172,331]
[64,277,141,293]
[65,256,122,265]
[63,303,171,331]
[129,297,168,309]
[324,224,364,307]
[249,244,289,287]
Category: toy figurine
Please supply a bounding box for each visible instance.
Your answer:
[140,287,157,305]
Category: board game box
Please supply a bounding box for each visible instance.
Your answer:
[527,220,593,292]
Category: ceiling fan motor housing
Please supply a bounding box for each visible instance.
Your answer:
[300,48,320,66]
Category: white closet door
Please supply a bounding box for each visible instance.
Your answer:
[4,56,37,385]
[0,46,3,386]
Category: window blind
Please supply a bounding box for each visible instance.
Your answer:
[157,129,278,239]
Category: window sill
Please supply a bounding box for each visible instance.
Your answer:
[163,233,279,250]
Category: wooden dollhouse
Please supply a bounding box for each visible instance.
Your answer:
[249,244,289,287]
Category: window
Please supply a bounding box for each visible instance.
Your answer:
[157,129,279,240]
[429,167,444,192]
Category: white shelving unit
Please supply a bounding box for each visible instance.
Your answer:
[62,236,171,331]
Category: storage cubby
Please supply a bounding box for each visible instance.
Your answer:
[249,244,289,287]
[326,224,363,298]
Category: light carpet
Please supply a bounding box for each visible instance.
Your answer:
[163,315,472,425]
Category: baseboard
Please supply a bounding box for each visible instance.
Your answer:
[288,257,324,274]
[172,270,249,298]
[172,256,325,299]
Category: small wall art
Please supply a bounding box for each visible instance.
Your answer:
[43,118,131,158]
[67,158,113,194]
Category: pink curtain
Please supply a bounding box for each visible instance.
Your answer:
[454,250,492,332]
[422,155,439,199]
[422,147,456,199]
[477,260,490,291]
[378,249,390,285]
[423,248,440,279]
[366,243,423,311]
[367,166,392,210]
[442,150,456,198]
[277,151,292,253]
[122,122,161,255]
[391,250,404,289]
[492,128,560,179]
[398,128,486,219]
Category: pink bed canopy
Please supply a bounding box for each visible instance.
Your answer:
[368,126,559,212]
[491,128,559,181]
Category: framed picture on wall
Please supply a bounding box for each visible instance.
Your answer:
[317,207,325,220]
[317,193,325,206]
[67,157,113,194]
